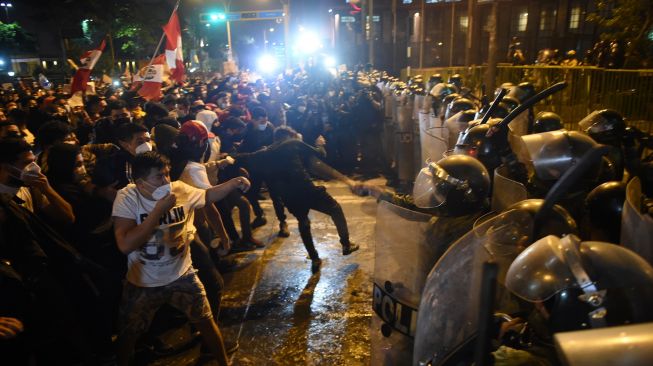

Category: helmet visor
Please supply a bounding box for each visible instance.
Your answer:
[412,162,460,208]
[505,235,579,302]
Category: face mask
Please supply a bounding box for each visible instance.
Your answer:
[298,106,307,113]
[142,180,172,200]
[219,102,229,109]
[257,123,267,131]
[135,141,152,155]
[17,162,41,181]
[328,91,336,97]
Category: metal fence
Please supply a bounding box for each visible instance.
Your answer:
[402,66,653,133]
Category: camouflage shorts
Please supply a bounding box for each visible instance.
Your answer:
[118,269,213,337]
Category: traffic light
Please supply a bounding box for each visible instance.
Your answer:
[200,12,226,24]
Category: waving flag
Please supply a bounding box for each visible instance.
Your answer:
[136,54,167,101]
[163,10,185,83]
[71,39,106,94]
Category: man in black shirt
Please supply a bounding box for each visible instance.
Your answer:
[236,127,359,273]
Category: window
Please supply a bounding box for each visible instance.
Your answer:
[518,11,528,32]
[569,6,581,29]
[540,8,557,31]
[403,0,413,4]
[459,15,469,32]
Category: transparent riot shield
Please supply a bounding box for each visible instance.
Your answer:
[372,201,433,366]
[508,108,529,138]
[444,111,470,150]
[419,122,449,164]
[384,94,397,171]
[621,177,653,266]
[397,97,416,183]
[491,166,528,212]
[413,209,534,366]
[414,94,425,120]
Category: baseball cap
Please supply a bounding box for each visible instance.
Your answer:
[180,120,215,142]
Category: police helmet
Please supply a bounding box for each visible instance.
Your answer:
[578,109,626,146]
[453,118,510,175]
[533,111,564,133]
[412,155,491,216]
[506,234,653,333]
[444,97,476,121]
[583,181,626,243]
[507,82,536,103]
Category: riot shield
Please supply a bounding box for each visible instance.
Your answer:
[419,122,449,164]
[621,177,653,266]
[413,209,534,366]
[491,166,528,212]
[444,111,470,150]
[397,97,416,183]
[414,94,425,120]
[371,201,433,365]
[508,108,529,138]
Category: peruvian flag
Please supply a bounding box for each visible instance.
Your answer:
[163,10,185,84]
[71,39,106,94]
[137,54,167,101]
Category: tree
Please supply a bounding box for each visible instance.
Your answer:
[0,22,36,54]
[587,0,653,67]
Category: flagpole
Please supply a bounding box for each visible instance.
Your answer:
[146,0,182,69]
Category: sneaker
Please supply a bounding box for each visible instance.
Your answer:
[342,243,360,255]
[241,237,265,248]
[311,258,322,273]
[251,216,267,229]
[278,222,290,237]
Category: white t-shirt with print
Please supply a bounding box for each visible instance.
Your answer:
[112,180,206,287]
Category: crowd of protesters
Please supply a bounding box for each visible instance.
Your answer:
[507,37,628,68]
[0,64,383,365]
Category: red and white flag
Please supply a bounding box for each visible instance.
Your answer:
[163,10,185,84]
[71,39,106,94]
[137,54,167,101]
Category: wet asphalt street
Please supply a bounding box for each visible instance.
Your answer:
[144,179,382,366]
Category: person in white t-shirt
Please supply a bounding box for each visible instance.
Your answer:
[112,151,250,366]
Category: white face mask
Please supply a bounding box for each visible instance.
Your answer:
[135,141,153,155]
[151,183,172,200]
[298,106,306,113]
[257,123,267,131]
[15,162,41,181]
[141,179,171,200]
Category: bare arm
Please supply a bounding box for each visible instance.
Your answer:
[114,194,176,254]
[27,173,75,224]
[205,177,250,204]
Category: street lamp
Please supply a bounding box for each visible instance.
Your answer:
[0,2,13,22]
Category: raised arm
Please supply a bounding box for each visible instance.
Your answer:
[205,177,251,204]
[114,194,176,254]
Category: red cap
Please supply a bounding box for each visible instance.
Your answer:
[180,120,215,142]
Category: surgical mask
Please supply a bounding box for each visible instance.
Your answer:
[257,123,267,131]
[15,162,41,181]
[219,102,229,109]
[298,106,306,113]
[142,180,172,200]
[135,141,152,155]
[328,91,336,97]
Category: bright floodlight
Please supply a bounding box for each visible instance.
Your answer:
[324,56,337,68]
[296,30,322,54]
[8,71,15,76]
[0,59,4,65]
[257,54,278,74]
[112,80,120,86]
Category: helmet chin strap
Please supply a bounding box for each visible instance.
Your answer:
[559,235,607,328]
